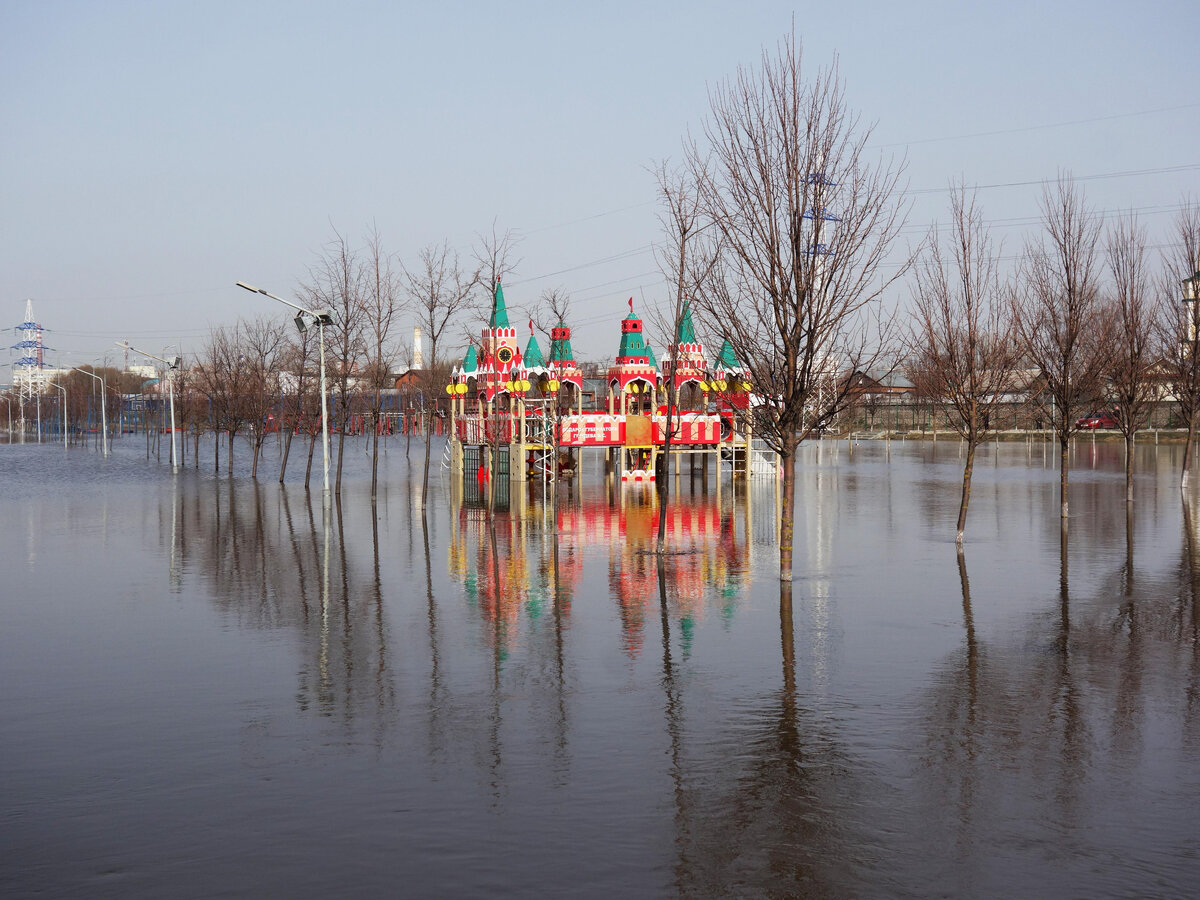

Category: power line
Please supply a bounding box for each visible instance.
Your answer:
[875,102,1200,149]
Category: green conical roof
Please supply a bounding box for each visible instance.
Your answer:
[461,345,478,374]
[715,338,740,371]
[618,313,653,362]
[523,334,545,368]
[646,342,658,367]
[489,282,509,328]
[549,322,575,364]
[675,299,697,345]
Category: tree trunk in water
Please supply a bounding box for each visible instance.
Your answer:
[214,430,220,475]
[656,423,673,556]
[1060,435,1070,519]
[251,439,260,479]
[279,427,293,484]
[228,432,235,475]
[304,431,317,490]
[1125,432,1135,503]
[1183,419,1195,491]
[421,410,433,510]
[334,424,346,495]
[371,406,380,500]
[956,440,976,545]
[779,450,797,581]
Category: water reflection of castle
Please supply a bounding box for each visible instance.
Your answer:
[448,484,754,658]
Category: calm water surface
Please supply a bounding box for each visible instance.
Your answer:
[2,434,1198,897]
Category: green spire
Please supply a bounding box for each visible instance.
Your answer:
[646,342,658,368]
[715,338,740,372]
[549,322,575,364]
[675,299,697,345]
[489,281,509,328]
[523,333,545,368]
[462,345,478,373]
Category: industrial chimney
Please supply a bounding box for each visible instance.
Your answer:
[413,327,424,370]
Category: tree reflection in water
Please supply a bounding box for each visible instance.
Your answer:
[917,500,1200,893]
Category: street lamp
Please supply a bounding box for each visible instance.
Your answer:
[71,366,108,457]
[117,342,181,470]
[236,281,335,494]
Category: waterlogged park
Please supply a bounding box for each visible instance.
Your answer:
[7,246,1200,894]
[6,31,1200,896]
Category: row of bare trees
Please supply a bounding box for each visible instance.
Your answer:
[909,180,1200,544]
[140,224,524,507]
[638,31,1198,578]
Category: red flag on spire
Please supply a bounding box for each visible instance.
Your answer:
[628,297,634,313]
[529,319,534,334]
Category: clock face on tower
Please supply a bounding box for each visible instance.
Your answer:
[497,347,513,365]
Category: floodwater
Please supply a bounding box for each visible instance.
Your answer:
[2,433,1199,898]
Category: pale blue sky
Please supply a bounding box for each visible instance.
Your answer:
[3,0,1197,370]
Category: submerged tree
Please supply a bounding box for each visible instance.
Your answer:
[302,228,367,495]
[1012,176,1109,520]
[687,34,910,581]
[1160,201,1200,489]
[909,185,1018,544]
[362,224,401,500]
[1104,212,1162,502]
[649,159,719,556]
[239,315,288,480]
[404,241,480,510]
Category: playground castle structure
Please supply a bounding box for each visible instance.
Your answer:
[445,284,777,485]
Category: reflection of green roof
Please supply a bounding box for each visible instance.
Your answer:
[462,345,478,373]
[490,282,509,328]
[675,299,697,345]
[523,334,545,368]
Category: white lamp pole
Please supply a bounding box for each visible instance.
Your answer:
[117,342,180,470]
[236,282,335,494]
[70,367,108,457]
[50,382,67,449]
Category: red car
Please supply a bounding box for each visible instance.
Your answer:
[1076,413,1117,429]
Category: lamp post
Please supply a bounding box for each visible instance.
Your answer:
[49,381,67,449]
[71,366,108,457]
[117,342,181,470]
[237,281,335,494]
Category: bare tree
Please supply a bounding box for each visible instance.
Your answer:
[532,287,571,335]
[239,315,288,479]
[1160,201,1200,489]
[474,220,521,302]
[649,159,720,555]
[909,184,1018,544]
[275,328,317,485]
[195,323,255,475]
[1104,211,1162,502]
[1012,176,1109,520]
[362,224,401,499]
[687,35,910,581]
[473,227,521,520]
[404,241,481,509]
[302,228,367,495]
